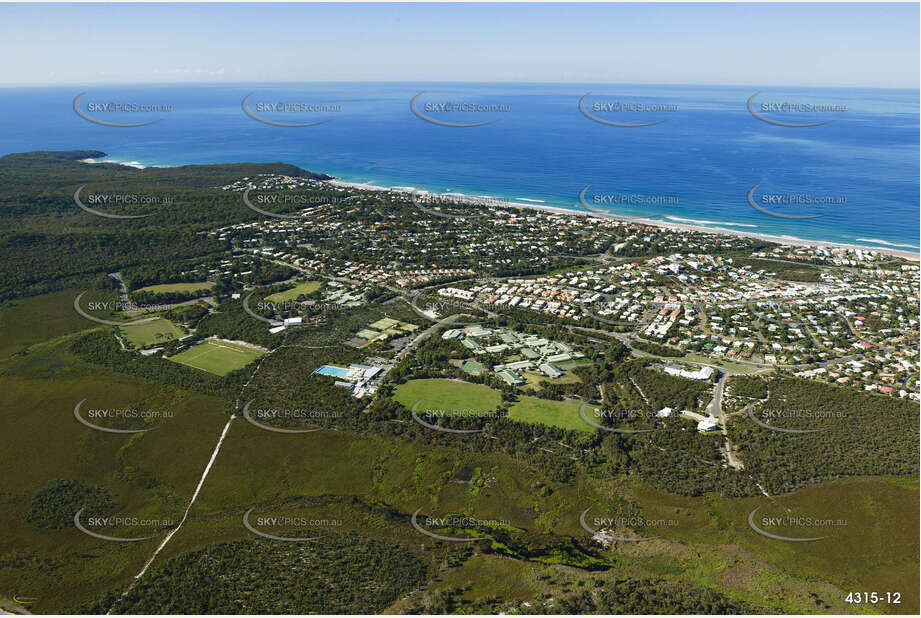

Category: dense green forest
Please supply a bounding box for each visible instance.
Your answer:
[0,230,223,301]
[631,338,686,357]
[726,376,919,494]
[0,150,329,300]
[73,535,427,614]
[25,478,116,530]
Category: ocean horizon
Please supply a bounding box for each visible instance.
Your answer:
[1,82,917,251]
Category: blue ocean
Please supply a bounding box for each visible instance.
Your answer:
[0,83,917,251]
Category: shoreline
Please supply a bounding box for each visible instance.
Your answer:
[327,179,920,261]
[77,157,919,261]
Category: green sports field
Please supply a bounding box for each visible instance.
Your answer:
[508,396,592,432]
[119,318,185,348]
[265,281,322,302]
[392,378,501,414]
[168,339,264,375]
[134,281,214,295]
[0,325,916,614]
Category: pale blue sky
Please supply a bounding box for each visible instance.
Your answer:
[0,2,917,88]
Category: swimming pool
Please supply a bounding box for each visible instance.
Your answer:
[315,365,350,378]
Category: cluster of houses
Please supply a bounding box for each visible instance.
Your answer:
[795,352,919,400]
[438,274,637,321]
[211,174,918,402]
[393,268,477,287]
[427,251,917,394]
[220,173,323,193]
[643,303,686,338]
[345,317,419,349]
[663,364,715,381]
[442,326,584,386]
[323,281,365,307]
[437,287,477,301]
[751,244,911,267]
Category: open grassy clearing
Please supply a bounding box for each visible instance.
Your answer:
[521,369,582,389]
[168,339,264,375]
[265,280,322,303]
[508,396,591,432]
[392,378,501,414]
[394,380,591,433]
[119,317,185,348]
[134,281,214,295]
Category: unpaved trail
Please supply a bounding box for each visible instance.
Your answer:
[107,343,286,613]
[106,414,235,614]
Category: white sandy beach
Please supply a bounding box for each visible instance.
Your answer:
[77,160,917,261]
[80,157,148,169]
[327,179,920,261]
